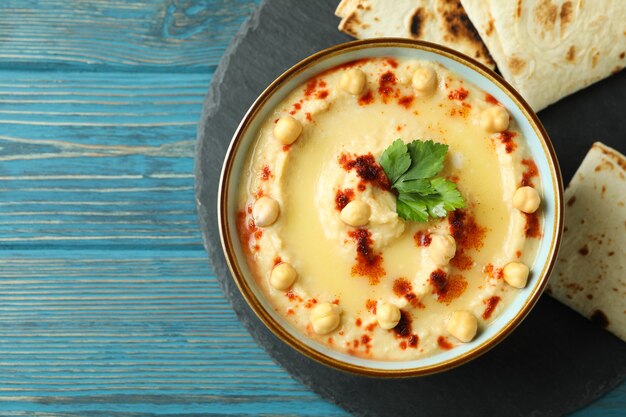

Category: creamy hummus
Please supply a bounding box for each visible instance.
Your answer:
[236,57,542,360]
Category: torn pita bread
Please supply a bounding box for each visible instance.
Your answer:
[335,0,495,68]
[546,143,625,341]
[335,0,356,18]
[460,0,626,111]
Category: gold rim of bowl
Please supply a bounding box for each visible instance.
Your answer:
[216,38,564,378]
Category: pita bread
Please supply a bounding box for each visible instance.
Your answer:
[546,143,625,341]
[460,0,626,110]
[335,0,356,18]
[335,0,495,68]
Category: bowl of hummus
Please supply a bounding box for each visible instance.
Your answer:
[217,39,563,376]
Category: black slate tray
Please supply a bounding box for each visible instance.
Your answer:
[195,1,626,416]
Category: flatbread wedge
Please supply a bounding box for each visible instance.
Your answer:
[335,0,495,68]
[460,0,626,110]
[546,143,625,341]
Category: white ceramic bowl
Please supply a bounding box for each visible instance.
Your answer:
[218,39,563,377]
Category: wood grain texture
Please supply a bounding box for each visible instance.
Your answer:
[0,0,258,71]
[0,0,622,415]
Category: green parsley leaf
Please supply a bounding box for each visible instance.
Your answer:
[401,140,448,181]
[378,139,466,222]
[392,178,435,195]
[379,139,411,184]
[396,193,429,222]
[430,177,466,212]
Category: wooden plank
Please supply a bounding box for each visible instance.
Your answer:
[0,71,205,248]
[0,0,261,70]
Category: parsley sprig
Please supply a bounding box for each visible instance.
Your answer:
[379,139,465,222]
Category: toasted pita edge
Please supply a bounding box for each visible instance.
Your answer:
[459,0,512,84]
[335,0,357,18]
[337,0,495,68]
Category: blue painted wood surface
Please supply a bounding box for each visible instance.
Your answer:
[0,0,622,415]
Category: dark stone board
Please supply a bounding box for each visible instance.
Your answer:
[195,0,626,415]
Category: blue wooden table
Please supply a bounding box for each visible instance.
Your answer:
[0,1,622,415]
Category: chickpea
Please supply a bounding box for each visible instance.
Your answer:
[270,263,297,290]
[310,303,341,335]
[447,310,478,343]
[412,67,437,96]
[339,68,367,95]
[427,234,457,266]
[480,106,510,133]
[273,116,302,145]
[503,262,530,288]
[513,186,541,213]
[252,196,280,227]
[376,303,401,330]
[340,200,371,227]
